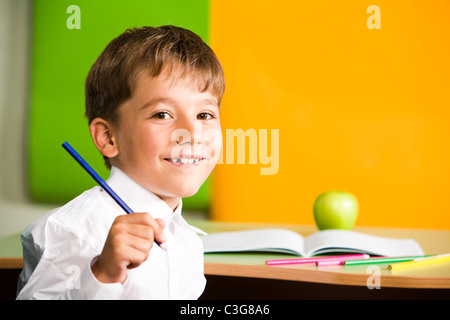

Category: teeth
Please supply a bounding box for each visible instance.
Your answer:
[171,158,201,164]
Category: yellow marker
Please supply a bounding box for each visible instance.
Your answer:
[388,253,450,271]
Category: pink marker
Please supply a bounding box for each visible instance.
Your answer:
[316,254,370,266]
[266,254,369,266]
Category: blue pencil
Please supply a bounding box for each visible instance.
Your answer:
[62,141,164,249]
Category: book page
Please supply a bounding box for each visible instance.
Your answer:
[201,228,306,256]
[304,229,424,257]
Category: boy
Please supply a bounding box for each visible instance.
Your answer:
[16,25,224,299]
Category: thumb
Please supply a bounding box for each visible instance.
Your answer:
[155,218,166,230]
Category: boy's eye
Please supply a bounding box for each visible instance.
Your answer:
[197,113,215,120]
[152,111,171,120]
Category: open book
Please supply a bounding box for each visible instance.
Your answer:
[200,228,424,257]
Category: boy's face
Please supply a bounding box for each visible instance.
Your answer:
[110,68,222,209]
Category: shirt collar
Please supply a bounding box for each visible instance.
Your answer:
[106,166,180,220]
[105,167,206,235]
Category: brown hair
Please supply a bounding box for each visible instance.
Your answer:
[85,25,225,168]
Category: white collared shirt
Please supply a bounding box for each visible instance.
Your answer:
[16,167,206,300]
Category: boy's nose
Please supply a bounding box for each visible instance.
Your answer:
[173,120,202,145]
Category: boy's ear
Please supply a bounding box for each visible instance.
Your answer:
[89,118,119,158]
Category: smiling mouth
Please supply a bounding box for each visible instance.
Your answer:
[164,157,204,165]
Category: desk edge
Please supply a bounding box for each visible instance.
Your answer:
[0,257,23,269]
[3,258,449,289]
[204,262,450,289]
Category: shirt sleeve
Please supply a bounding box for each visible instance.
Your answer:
[16,219,125,300]
[57,256,126,300]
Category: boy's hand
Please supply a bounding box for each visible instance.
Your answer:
[91,212,166,284]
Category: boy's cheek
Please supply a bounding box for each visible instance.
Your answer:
[206,136,223,166]
[203,127,222,149]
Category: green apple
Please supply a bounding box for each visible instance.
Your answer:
[313,191,359,230]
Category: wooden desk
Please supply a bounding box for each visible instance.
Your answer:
[0,233,23,269]
[1,221,450,299]
[190,220,450,299]
[0,232,23,299]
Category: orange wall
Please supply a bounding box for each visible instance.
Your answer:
[209,1,450,229]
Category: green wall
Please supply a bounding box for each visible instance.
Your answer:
[29,0,211,210]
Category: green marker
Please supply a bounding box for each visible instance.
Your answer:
[344,255,434,266]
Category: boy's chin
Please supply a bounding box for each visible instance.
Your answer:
[171,184,202,199]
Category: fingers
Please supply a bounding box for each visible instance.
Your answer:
[122,212,166,245]
[93,212,167,283]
